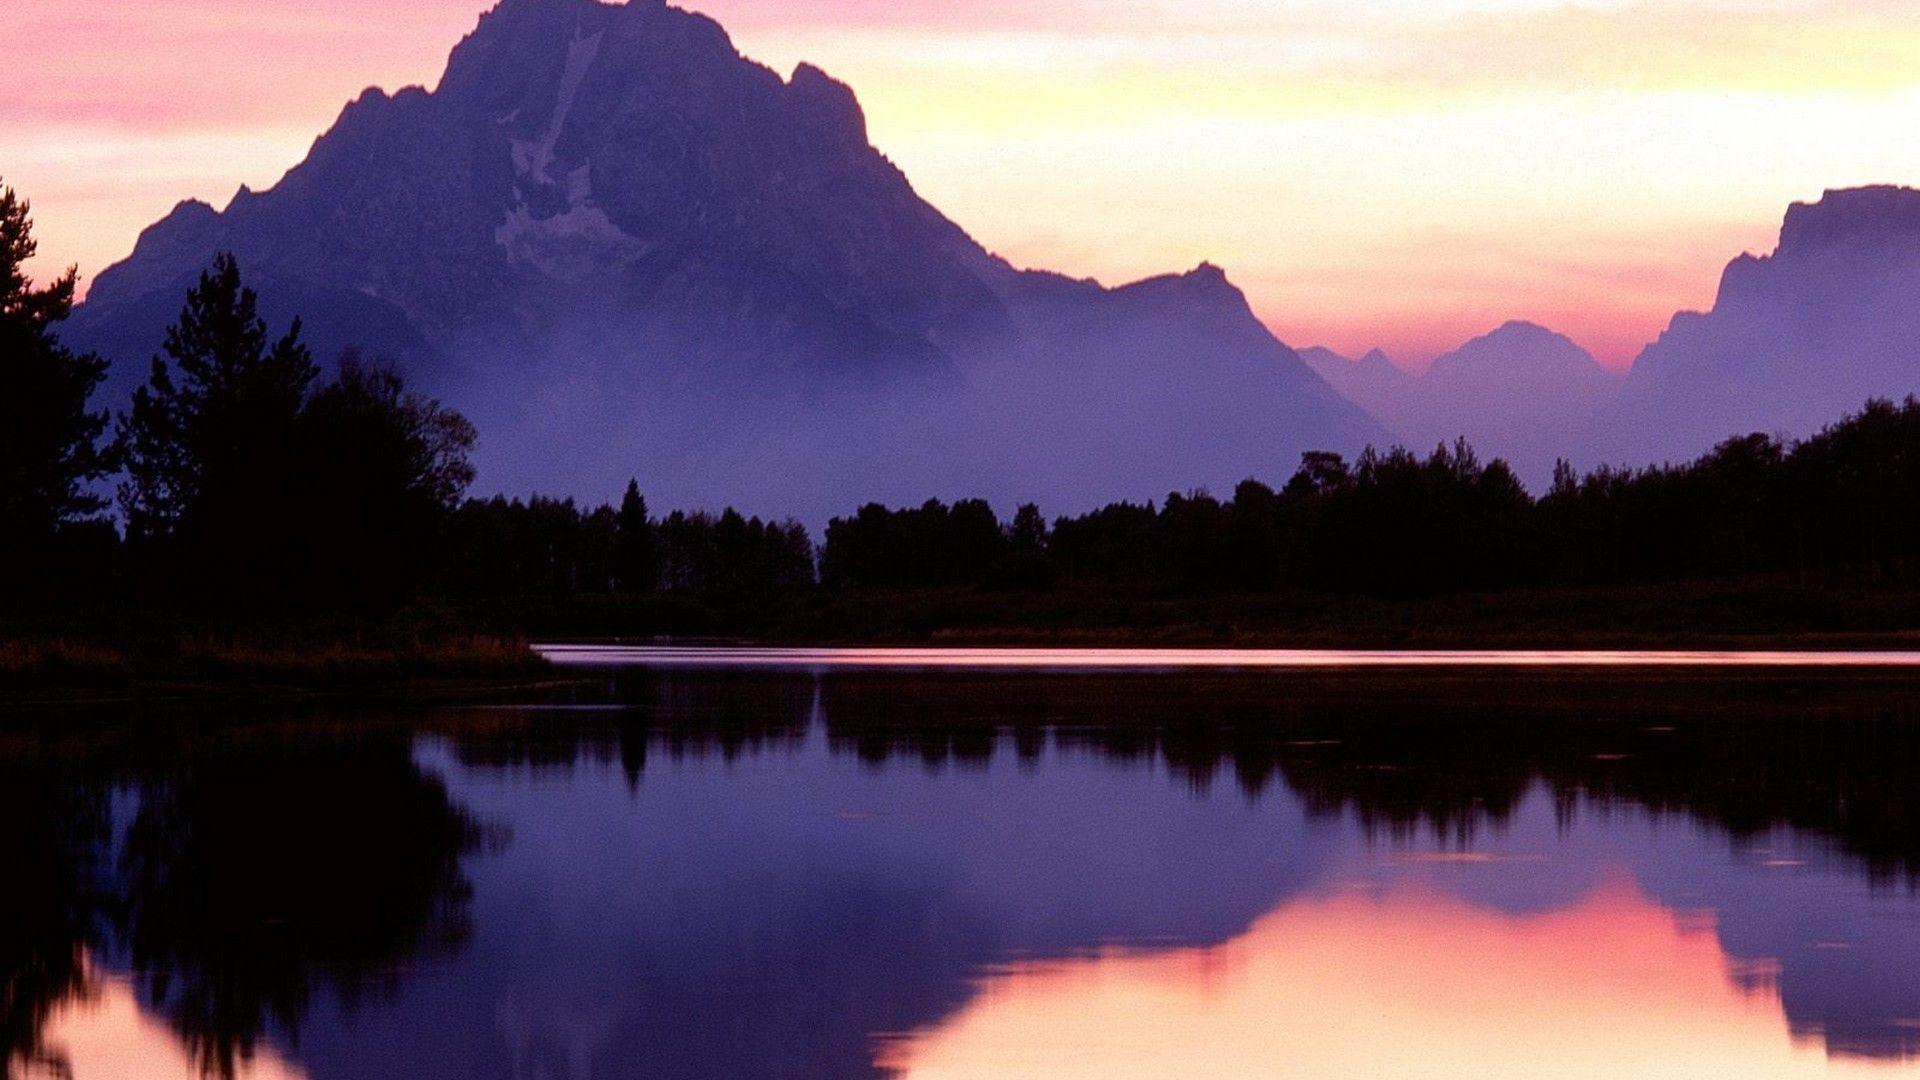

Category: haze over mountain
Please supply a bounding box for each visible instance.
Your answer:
[1298,347,1413,424]
[1304,322,1619,483]
[61,0,1381,521]
[1595,186,1920,465]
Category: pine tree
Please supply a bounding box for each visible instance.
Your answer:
[116,254,317,545]
[614,479,659,593]
[0,181,111,552]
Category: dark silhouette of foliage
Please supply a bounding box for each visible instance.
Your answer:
[109,256,473,613]
[115,254,318,605]
[0,727,489,1080]
[117,254,316,546]
[0,772,109,1080]
[999,502,1053,588]
[659,508,814,598]
[821,499,1007,589]
[290,354,476,611]
[439,494,812,605]
[615,479,660,593]
[116,741,483,1078]
[0,181,112,595]
[816,401,1920,602]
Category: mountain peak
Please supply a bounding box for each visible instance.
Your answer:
[1779,185,1920,257]
[787,62,868,147]
[65,0,1381,518]
[437,0,742,112]
[1483,319,1558,342]
[1186,262,1231,287]
[1428,320,1608,387]
[1612,183,1920,465]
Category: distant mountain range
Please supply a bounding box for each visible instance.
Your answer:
[61,0,1381,520]
[58,0,1920,510]
[1303,322,1620,482]
[1597,185,1920,464]
[1304,187,1920,478]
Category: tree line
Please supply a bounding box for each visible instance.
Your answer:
[9,175,1920,625]
[1,180,815,618]
[822,414,1920,598]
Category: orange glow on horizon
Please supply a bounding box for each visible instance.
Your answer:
[875,881,1910,1079]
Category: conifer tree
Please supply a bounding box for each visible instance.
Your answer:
[614,479,659,593]
[0,181,110,553]
[116,254,317,546]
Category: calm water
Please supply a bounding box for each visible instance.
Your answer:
[8,659,1920,1078]
[538,645,1920,669]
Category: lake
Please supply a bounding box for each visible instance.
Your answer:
[8,653,1920,1078]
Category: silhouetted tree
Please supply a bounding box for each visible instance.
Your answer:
[997,502,1053,588]
[116,254,317,602]
[0,181,112,593]
[290,354,476,610]
[614,479,659,593]
[822,499,1007,589]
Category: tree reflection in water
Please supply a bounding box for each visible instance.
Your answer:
[0,721,488,1079]
[5,670,1920,1078]
[0,770,110,1079]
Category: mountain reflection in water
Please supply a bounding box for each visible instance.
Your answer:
[5,668,1920,1079]
[879,882,1909,1079]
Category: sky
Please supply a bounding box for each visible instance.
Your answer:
[8,0,1920,368]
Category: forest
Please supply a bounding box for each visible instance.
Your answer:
[8,180,1920,667]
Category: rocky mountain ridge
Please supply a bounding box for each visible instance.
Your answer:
[65,0,1381,518]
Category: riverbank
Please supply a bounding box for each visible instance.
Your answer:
[488,579,1920,650]
[0,629,550,705]
[9,578,1920,703]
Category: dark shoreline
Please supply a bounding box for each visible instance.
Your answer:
[0,632,557,707]
[12,577,1920,705]
[493,579,1920,650]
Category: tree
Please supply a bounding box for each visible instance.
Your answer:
[0,181,111,558]
[999,503,1052,588]
[614,479,659,593]
[291,354,476,609]
[117,253,317,557]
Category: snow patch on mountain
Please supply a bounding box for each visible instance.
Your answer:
[510,26,602,188]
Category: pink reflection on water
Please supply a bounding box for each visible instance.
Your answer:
[19,962,307,1080]
[873,883,1909,1079]
[536,645,1920,669]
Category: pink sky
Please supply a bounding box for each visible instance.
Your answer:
[10,0,1920,367]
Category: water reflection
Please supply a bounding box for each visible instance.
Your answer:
[1,772,109,1078]
[4,669,1920,1078]
[880,882,1908,1079]
[0,724,485,1079]
[20,971,306,1080]
[538,646,1920,668]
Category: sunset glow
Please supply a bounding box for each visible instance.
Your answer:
[12,0,1920,366]
[876,882,1909,1079]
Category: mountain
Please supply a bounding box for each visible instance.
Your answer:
[1302,323,1617,483]
[1596,185,1920,465]
[1418,321,1618,470]
[63,0,1380,520]
[1298,347,1413,426]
